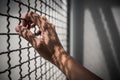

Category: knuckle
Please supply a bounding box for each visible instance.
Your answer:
[42,16,47,21]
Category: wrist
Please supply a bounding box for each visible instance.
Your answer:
[52,46,64,61]
[51,46,72,79]
[52,45,68,66]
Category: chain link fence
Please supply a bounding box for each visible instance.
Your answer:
[0,0,69,80]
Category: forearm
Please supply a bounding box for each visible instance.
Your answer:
[52,46,102,80]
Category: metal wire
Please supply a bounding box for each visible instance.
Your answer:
[6,0,12,79]
[44,0,47,79]
[52,0,54,79]
[18,0,22,79]
[0,0,68,80]
[34,0,37,80]
[27,0,31,79]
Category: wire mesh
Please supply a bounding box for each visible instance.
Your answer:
[0,0,68,80]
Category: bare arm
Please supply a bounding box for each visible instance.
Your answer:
[52,47,102,80]
[15,12,102,80]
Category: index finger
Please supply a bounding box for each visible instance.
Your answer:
[21,12,32,27]
[21,13,27,26]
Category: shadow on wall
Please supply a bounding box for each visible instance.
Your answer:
[85,0,120,79]
[71,0,120,80]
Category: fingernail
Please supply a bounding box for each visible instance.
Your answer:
[15,25,21,32]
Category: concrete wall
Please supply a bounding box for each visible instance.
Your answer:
[70,0,120,80]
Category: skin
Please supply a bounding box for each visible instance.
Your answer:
[15,12,102,80]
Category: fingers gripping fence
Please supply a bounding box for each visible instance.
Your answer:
[0,0,69,80]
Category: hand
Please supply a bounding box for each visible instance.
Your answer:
[15,12,64,62]
[15,12,102,80]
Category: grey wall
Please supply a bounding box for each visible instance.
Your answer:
[70,0,120,80]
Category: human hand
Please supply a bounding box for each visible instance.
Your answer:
[15,12,64,62]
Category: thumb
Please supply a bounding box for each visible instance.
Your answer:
[15,25,39,48]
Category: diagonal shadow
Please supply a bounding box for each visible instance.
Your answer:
[89,6,120,80]
[102,6,120,67]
